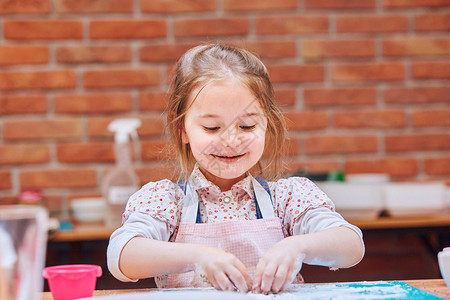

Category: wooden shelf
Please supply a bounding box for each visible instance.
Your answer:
[48,222,115,242]
[48,215,450,242]
[349,215,450,230]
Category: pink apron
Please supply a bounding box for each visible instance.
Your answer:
[155,177,303,288]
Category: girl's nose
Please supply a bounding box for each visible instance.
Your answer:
[220,126,240,148]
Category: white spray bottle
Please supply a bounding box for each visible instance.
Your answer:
[103,118,141,228]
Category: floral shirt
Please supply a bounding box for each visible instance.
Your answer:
[123,165,335,239]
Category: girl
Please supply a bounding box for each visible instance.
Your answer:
[107,43,364,294]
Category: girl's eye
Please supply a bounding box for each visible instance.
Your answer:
[240,125,256,131]
[203,126,220,132]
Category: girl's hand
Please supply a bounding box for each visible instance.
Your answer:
[195,245,252,292]
[252,237,305,294]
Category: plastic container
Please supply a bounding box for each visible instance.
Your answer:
[43,264,102,300]
[438,247,450,288]
[0,205,48,300]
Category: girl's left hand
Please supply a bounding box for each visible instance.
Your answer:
[252,236,305,294]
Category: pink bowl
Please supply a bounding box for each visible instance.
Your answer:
[43,264,102,300]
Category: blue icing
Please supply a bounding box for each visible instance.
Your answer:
[284,281,443,300]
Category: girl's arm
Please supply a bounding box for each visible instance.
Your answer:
[119,237,196,278]
[295,225,364,267]
[252,226,364,294]
[119,236,253,292]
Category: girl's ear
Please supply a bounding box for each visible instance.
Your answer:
[181,128,189,144]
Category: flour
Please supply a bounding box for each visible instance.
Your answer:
[82,281,442,300]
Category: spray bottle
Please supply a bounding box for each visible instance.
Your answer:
[103,118,141,228]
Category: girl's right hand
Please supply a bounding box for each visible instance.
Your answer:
[195,245,252,292]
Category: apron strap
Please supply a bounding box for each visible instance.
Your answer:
[178,180,202,224]
[251,177,275,219]
[253,177,272,219]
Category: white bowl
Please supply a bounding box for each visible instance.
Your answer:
[438,247,450,288]
[71,198,105,223]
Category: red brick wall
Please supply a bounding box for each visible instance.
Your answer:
[0,0,449,204]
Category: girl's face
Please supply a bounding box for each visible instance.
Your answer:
[183,80,267,191]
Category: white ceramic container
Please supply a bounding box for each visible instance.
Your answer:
[383,182,446,217]
[316,182,384,220]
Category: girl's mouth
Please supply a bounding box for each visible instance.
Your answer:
[212,153,245,161]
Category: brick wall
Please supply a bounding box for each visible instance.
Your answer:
[0,0,449,205]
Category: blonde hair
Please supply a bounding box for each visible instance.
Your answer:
[167,43,287,180]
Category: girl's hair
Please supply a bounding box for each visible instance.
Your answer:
[167,43,287,180]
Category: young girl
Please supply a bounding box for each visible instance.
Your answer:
[107,43,364,294]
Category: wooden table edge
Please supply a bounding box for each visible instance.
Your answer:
[41,279,449,299]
